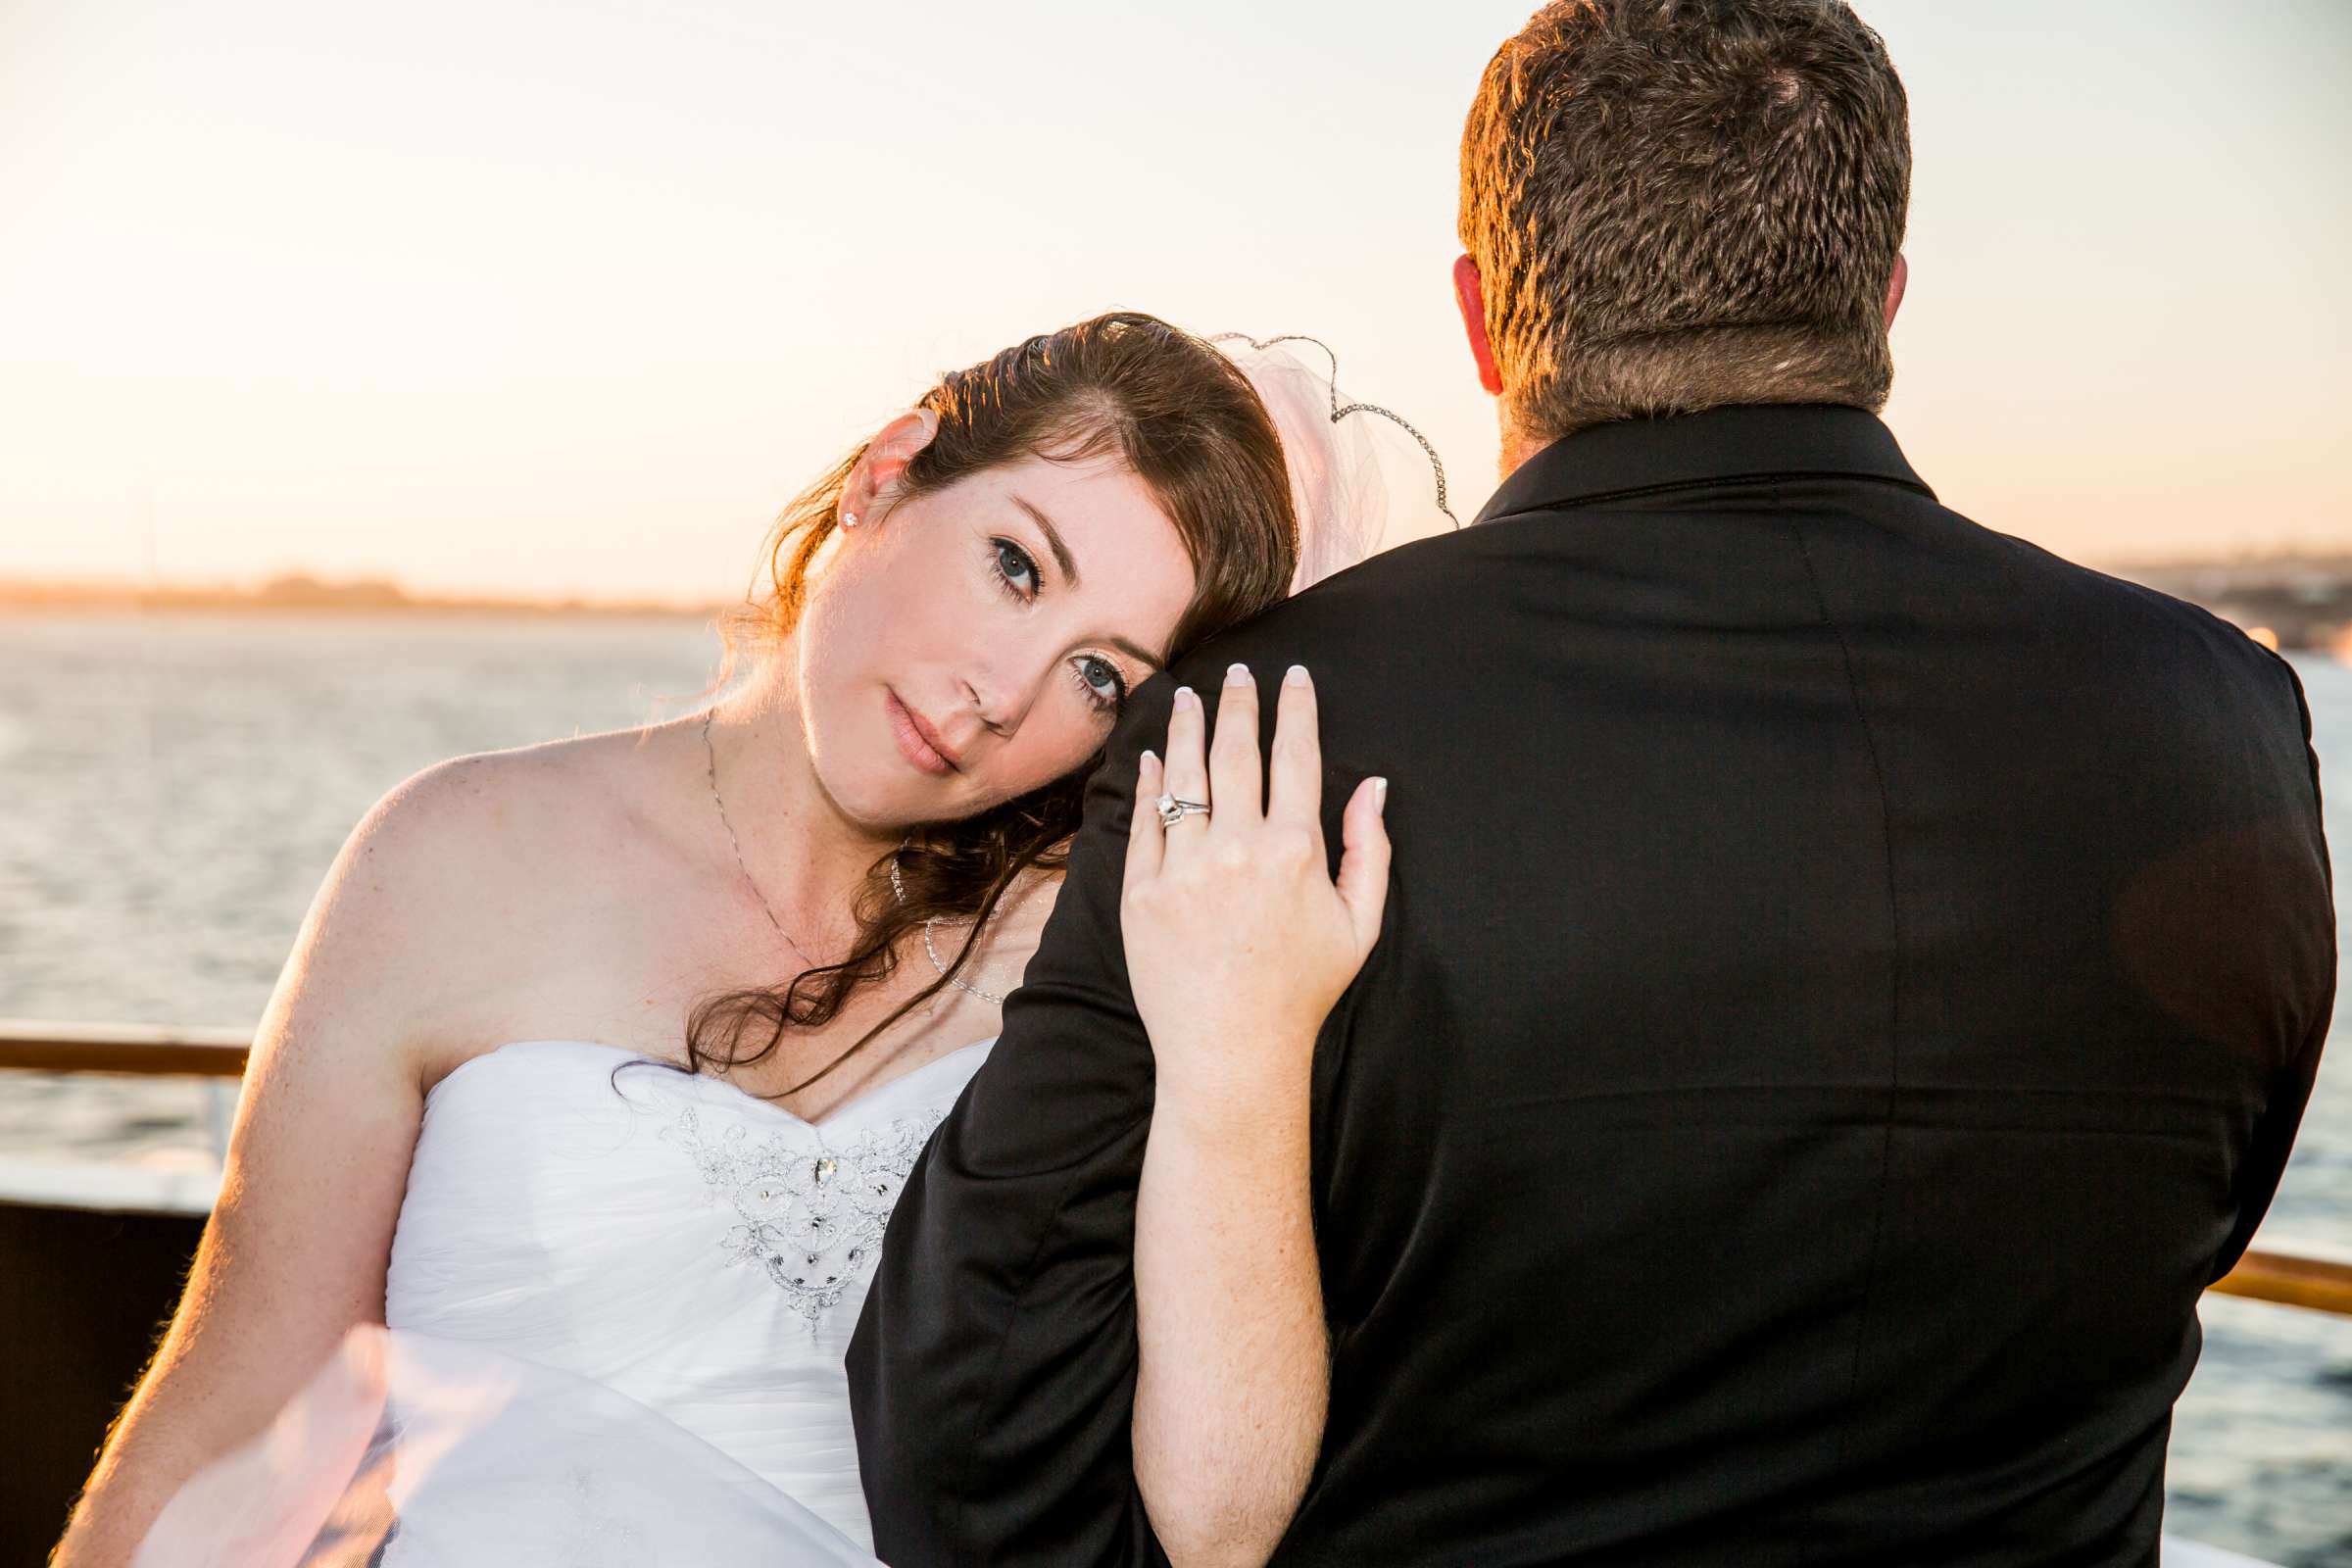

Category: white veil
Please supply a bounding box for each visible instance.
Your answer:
[1209,333,1460,592]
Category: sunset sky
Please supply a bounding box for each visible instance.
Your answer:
[3,0,2347,603]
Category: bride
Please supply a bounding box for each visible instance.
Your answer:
[55,313,1446,1566]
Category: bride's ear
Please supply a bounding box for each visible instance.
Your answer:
[1452,255,1503,397]
[839,409,943,529]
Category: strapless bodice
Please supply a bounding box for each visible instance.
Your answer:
[383,1037,993,1552]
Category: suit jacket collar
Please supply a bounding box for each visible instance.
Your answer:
[1475,404,1936,525]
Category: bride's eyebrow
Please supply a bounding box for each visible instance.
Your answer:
[1107,635,1163,673]
[1010,496,1080,588]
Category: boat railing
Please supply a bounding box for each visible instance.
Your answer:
[5,1019,2349,1318]
[1,1019,253,1077]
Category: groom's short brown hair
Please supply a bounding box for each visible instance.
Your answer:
[1460,0,1911,440]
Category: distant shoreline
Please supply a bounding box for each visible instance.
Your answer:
[10,557,2352,648]
[0,575,724,619]
[2117,557,2352,654]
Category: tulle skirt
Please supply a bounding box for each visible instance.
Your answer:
[133,1325,880,1567]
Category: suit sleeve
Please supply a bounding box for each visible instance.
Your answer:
[2209,649,2335,1280]
[847,677,1178,1567]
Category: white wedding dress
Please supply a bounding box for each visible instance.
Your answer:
[138,1036,994,1567]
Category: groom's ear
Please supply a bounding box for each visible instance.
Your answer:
[1452,255,1504,397]
[1885,252,1909,331]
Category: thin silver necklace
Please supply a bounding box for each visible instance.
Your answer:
[889,853,1006,1006]
[701,709,833,971]
[701,709,1003,1003]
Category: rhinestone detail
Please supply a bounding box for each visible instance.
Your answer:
[662,1104,947,1332]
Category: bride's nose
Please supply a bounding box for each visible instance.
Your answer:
[962,674,1009,738]
[964,644,1056,738]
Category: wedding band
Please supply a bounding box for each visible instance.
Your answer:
[1152,793,1211,828]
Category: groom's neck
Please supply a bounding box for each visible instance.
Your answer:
[1496,413,1549,484]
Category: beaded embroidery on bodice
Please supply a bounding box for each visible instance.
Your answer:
[662,1102,948,1333]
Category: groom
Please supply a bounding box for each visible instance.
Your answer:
[851,2,2333,1562]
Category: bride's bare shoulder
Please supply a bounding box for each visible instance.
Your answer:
[354,727,657,882]
[290,726,683,1055]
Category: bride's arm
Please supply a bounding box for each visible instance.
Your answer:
[50,766,487,1567]
[1124,664,1390,1568]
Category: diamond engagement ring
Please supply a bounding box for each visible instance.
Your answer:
[1152,793,1212,828]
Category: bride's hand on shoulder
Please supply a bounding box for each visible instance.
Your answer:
[1121,662,1390,1108]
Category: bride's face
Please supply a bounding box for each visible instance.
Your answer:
[796,449,1196,829]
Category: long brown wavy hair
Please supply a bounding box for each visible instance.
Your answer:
[685,312,1299,1097]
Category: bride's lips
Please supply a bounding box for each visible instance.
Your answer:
[885,690,961,775]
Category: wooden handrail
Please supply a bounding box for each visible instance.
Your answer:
[0,1019,249,1077]
[3,1020,2346,1315]
[2205,1248,2352,1316]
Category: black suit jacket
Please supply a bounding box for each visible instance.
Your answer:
[847,405,2333,1566]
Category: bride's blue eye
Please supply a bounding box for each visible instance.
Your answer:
[991,539,1039,600]
[1073,655,1127,714]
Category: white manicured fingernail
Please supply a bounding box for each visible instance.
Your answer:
[1141,749,1157,768]
[1285,664,1310,687]
[1174,686,1197,710]
[1225,662,1250,686]
[1373,777,1389,813]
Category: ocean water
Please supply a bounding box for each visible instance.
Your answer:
[2,612,2347,1564]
